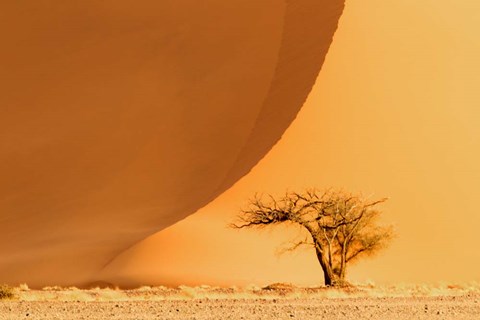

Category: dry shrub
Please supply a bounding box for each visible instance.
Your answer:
[0,284,15,300]
[262,283,296,296]
[42,286,63,291]
[262,283,295,291]
[18,283,29,291]
[95,288,128,301]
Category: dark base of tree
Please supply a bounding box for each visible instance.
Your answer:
[324,278,352,288]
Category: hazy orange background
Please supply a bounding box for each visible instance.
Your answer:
[103,0,480,286]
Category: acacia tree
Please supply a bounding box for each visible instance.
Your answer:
[232,189,394,286]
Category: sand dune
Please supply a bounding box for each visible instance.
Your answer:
[103,0,480,288]
[0,0,344,287]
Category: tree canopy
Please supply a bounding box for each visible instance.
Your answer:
[232,189,394,286]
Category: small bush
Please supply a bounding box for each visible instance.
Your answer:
[262,283,295,292]
[0,285,15,300]
[18,283,29,291]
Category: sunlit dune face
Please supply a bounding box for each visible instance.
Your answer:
[102,0,480,287]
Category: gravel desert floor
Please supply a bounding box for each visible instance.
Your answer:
[1,284,479,319]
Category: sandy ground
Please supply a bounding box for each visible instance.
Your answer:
[1,284,480,319]
[1,296,479,320]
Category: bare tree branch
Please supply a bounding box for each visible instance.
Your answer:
[231,188,394,287]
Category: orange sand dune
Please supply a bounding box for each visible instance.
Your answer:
[0,1,344,287]
[103,0,480,287]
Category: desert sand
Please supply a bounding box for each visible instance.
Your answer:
[1,285,479,320]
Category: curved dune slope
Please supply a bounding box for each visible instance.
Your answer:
[104,0,480,288]
[0,0,344,287]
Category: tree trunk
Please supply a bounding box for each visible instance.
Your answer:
[315,246,337,286]
[339,245,347,281]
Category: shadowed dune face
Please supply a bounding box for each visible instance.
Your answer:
[0,0,345,287]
